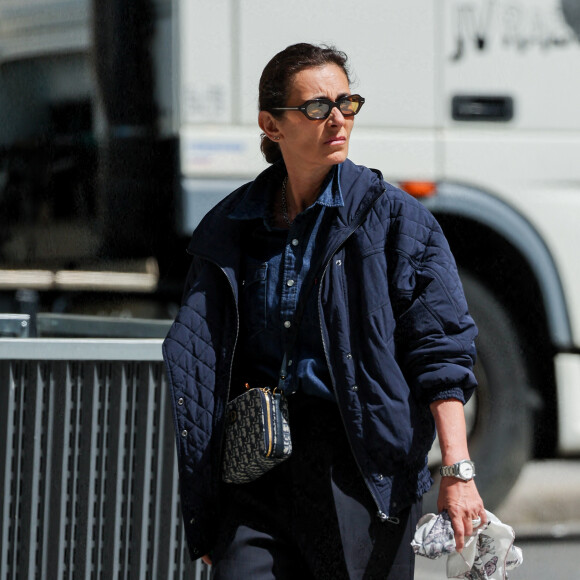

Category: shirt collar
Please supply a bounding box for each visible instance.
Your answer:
[229,163,344,221]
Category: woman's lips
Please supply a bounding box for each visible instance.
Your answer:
[325,136,347,146]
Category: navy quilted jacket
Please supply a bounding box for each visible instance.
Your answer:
[162,159,478,560]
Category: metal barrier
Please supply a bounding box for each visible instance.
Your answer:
[0,338,209,580]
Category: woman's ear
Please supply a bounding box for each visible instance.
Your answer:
[259,111,282,142]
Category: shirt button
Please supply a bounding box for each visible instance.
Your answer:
[178,397,184,405]
[291,238,299,246]
[352,385,358,392]
[378,473,384,480]
[286,279,295,287]
[181,430,188,437]
[346,353,353,360]
[284,321,292,328]
[336,259,342,266]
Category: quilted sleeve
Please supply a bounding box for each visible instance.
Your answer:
[388,196,478,404]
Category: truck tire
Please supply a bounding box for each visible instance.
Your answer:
[423,271,533,512]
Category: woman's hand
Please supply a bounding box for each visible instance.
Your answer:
[429,397,486,552]
[437,477,486,551]
[201,554,212,566]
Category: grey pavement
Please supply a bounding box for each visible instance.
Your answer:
[493,459,580,539]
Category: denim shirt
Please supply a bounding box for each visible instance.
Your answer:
[229,165,344,401]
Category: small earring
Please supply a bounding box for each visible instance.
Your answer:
[272,136,280,141]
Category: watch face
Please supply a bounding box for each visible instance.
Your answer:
[459,462,474,479]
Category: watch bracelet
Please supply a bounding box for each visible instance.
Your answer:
[439,460,475,478]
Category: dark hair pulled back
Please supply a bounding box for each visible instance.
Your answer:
[259,43,351,164]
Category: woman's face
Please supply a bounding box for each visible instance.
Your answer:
[267,64,355,174]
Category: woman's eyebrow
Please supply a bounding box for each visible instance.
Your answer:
[311,92,351,101]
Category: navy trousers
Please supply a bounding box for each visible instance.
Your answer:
[211,393,421,579]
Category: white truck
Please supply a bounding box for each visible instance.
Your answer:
[1,0,579,507]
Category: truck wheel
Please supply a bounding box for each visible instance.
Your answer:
[424,271,533,512]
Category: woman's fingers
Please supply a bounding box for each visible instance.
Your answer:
[437,477,486,552]
[201,554,212,566]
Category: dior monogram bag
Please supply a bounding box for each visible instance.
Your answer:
[221,386,292,484]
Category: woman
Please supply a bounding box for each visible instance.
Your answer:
[163,43,485,579]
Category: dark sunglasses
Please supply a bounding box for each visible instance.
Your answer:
[271,94,365,120]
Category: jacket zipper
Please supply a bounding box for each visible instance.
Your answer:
[262,388,274,457]
[317,264,396,523]
[317,189,399,525]
[190,254,240,470]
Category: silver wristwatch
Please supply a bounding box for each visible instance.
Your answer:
[439,459,476,481]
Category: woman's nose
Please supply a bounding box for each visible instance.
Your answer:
[327,105,346,126]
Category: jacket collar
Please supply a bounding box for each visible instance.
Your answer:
[227,162,344,224]
[187,158,385,272]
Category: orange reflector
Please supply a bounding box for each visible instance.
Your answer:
[399,181,437,198]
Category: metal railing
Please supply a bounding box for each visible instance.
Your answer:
[0,336,209,579]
